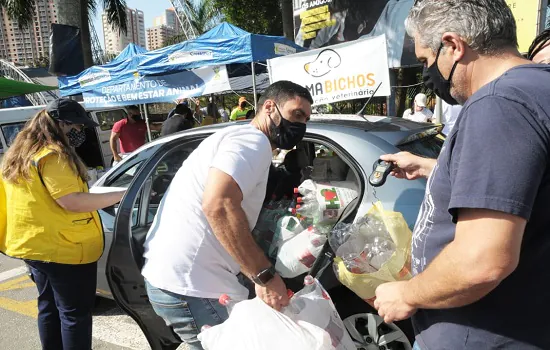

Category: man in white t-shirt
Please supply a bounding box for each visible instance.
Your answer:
[403,93,434,123]
[141,81,313,350]
[441,100,462,136]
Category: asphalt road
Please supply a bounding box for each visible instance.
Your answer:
[0,254,187,350]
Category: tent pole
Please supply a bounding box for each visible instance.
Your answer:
[143,104,153,142]
[251,61,258,110]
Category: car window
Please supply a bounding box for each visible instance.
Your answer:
[145,144,195,225]
[2,122,26,147]
[96,109,126,131]
[109,162,144,188]
[398,135,444,159]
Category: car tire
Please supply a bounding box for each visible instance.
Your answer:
[330,286,414,350]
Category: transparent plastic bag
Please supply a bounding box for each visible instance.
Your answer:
[296,180,358,224]
[332,202,412,302]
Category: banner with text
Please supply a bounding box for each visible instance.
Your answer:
[82,65,230,108]
[268,35,391,106]
[293,0,417,68]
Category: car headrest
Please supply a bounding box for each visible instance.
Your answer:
[283,149,308,173]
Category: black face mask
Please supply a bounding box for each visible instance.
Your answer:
[269,104,306,150]
[66,127,86,148]
[423,44,460,105]
[130,113,142,121]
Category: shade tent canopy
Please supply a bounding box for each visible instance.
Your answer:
[57,23,304,103]
[112,43,147,63]
[58,43,148,96]
[137,22,306,76]
[0,77,57,99]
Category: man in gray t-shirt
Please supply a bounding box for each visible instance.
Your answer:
[374,1,550,349]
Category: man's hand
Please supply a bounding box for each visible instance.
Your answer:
[255,274,290,311]
[374,281,416,324]
[113,154,122,163]
[380,152,435,180]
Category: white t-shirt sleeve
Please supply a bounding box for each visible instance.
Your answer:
[210,130,271,197]
[402,109,412,119]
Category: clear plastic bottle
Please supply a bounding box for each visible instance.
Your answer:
[295,201,320,217]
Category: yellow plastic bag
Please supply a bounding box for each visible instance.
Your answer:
[333,201,412,304]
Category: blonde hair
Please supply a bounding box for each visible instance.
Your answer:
[2,110,88,183]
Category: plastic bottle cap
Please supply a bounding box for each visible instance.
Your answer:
[291,209,297,215]
[296,204,302,209]
[307,226,313,232]
[297,197,303,203]
[219,294,231,306]
[293,188,299,194]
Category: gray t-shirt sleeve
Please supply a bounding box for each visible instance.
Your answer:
[448,95,548,221]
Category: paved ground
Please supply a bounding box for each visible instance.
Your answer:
[0,254,187,350]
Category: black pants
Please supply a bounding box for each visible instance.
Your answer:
[26,260,97,350]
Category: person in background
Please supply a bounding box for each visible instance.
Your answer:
[376,1,550,349]
[206,95,222,122]
[0,98,125,350]
[230,97,250,121]
[402,93,433,122]
[245,109,256,120]
[219,107,229,122]
[440,100,462,136]
[141,81,313,350]
[528,29,550,64]
[160,105,195,137]
[167,100,189,119]
[110,105,161,164]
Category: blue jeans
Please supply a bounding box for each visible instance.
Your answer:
[26,261,97,350]
[145,280,229,350]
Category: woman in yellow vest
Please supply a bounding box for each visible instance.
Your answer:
[0,98,125,350]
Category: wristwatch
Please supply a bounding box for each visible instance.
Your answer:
[251,266,277,286]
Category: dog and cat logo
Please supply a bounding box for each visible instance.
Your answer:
[304,49,342,77]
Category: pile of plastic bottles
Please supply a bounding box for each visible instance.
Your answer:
[330,217,396,274]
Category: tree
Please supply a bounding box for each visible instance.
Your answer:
[280,0,294,40]
[212,0,283,35]
[164,0,223,47]
[0,0,128,69]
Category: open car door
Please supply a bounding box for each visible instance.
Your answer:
[105,136,206,350]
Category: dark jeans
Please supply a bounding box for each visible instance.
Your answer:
[26,260,97,350]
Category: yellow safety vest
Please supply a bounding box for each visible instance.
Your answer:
[0,148,103,264]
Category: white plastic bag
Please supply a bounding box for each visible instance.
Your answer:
[198,277,356,350]
[275,227,327,278]
[269,216,306,258]
[198,298,333,350]
[297,180,358,224]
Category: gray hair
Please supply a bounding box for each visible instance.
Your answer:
[405,0,518,55]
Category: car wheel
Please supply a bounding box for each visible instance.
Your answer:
[343,313,412,350]
[330,286,414,350]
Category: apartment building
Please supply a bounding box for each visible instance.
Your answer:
[153,8,181,32]
[146,25,177,50]
[103,7,146,54]
[147,8,181,50]
[0,0,57,64]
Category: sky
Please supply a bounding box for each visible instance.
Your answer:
[91,0,170,50]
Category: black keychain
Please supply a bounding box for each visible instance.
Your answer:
[369,159,395,187]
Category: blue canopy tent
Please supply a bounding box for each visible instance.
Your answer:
[137,22,306,107]
[57,43,148,97]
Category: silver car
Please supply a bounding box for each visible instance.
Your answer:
[92,115,443,350]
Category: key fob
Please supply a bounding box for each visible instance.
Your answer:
[369,159,395,187]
